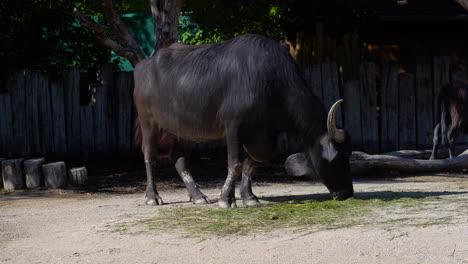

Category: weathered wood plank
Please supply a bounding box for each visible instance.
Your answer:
[432,56,450,123]
[343,80,362,150]
[64,69,81,157]
[398,72,416,150]
[23,71,39,156]
[380,62,399,152]
[11,71,27,157]
[321,62,342,126]
[415,57,434,149]
[304,64,323,101]
[80,105,95,157]
[359,62,379,153]
[94,64,112,153]
[38,72,54,157]
[0,89,13,157]
[49,78,67,156]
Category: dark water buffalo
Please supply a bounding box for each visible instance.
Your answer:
[430,80,468,159]
[133,34,353,208]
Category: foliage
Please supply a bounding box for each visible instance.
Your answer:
[182,0,286,44]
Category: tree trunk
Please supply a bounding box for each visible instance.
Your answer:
[42,162,67,189]
[2,159,25,191]
[150,0,183,51]
[68,167,88,186]
[24,158,45,189]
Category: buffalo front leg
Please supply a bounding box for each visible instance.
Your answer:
[141,124,164,206]
[219,122,242,208]
[429,123,441,160]
[240,157,261,207]
[174,156,210,204]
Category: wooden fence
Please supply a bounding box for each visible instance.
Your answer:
[1,58,467,159]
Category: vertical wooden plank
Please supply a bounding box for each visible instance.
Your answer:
[415,57,434,149]
[310,64,323,100]
[343,80,362,150]
[433,56,450,122]
[50,78,67,156]
[94,64,112,153]
[64,68,81,157]
[398,73,416,150]
[0,89,13,157]
[23,71,37,156]
[321,62,342,127]
[37,72,54,157]
[115,72,133,153]
[80,105,95,157]
[11,70,27,157]
[380,62,399,152]
[359,62,379,154]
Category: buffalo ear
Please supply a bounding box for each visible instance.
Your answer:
[284,153,317,177]
[320,135,338,162]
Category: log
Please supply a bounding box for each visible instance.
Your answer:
[42,162,67,189]
[2,159,25,191]
[68,167,88,186]
[286,148,468,177]
[24,158,45,189]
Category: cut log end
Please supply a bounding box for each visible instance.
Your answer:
[68,167,88,186]
[2,159,25,191]
[42,162,67,189]
[24,158,45,189]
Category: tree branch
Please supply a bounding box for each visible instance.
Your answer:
[101,0,146,63]
[73,8,142,66]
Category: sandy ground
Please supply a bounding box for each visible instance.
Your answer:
[1,174,467,264]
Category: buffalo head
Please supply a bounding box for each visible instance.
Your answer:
[287,99,354,200]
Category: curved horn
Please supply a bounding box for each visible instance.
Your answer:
[327,99,346,143]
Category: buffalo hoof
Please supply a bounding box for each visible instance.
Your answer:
[242,196,261,207]
[191,194,210,205]
[218,198,237,209]
[146,195,164,206]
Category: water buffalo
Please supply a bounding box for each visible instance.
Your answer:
[133,34,354,208]
[430,80,468,159]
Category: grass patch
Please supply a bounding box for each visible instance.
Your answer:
[131,193,437,237]
[0,188,6,194]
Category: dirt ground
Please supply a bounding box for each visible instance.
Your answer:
[1,161,467,264]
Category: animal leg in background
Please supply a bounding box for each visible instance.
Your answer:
[219,121,243,208]
[140,121,164,206]
[172,141,210,204]
[447,124,459,159]
[240,157,261,207]
[429,123,441,160]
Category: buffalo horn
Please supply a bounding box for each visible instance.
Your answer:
[327,99,346,143]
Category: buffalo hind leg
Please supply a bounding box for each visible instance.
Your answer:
[172,141,210,204]
[141,123,164,206]
[240,157,261,207]
[219,121,243,208]
[429,123,441,160]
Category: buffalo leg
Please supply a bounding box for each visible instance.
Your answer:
[429,123,441,160]
[447,124,459,159]
[172,142,210,204]
[240,157,261,206]
[219,122,243,208]
[141,123,164,206]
